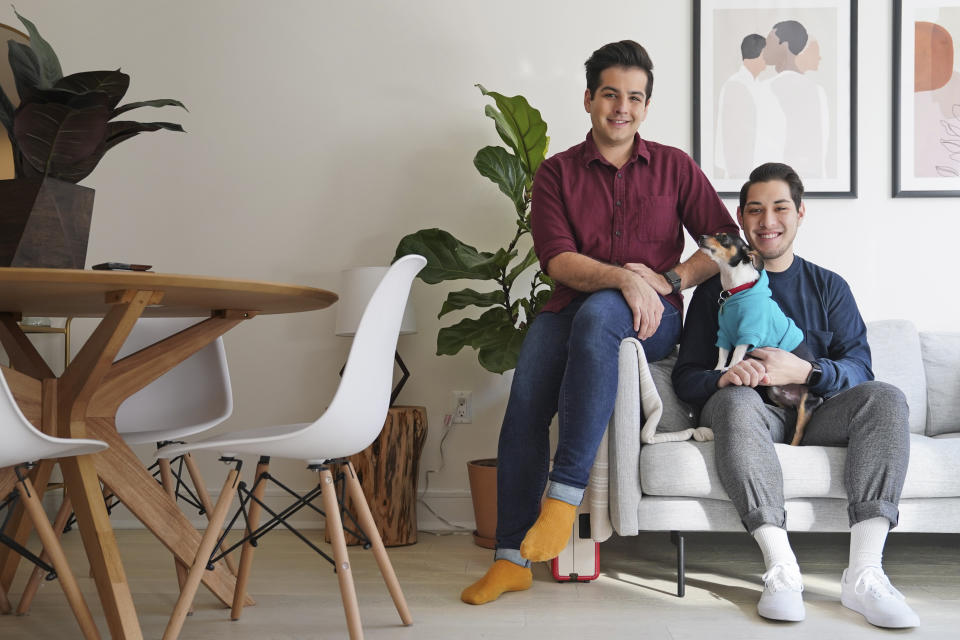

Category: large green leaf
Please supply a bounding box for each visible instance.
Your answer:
[55,71,130,109]
[8,41,41,99]
[436,307,525,373]
[477,84,549,177]
[474,146,525,214]
[13,103,109,177]
[504,245,539,287]
[394,229,514,284]
[104,120,185,153]
[438,288,506,318]
[15,9,62,88]
[114,98,188,116]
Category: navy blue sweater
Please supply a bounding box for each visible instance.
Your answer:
[673,256,873,409]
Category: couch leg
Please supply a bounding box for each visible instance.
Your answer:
[670,531,685,597]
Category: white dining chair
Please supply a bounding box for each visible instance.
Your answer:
[18,317,236,615]
[156,254,426,640]
[0,369,107,639]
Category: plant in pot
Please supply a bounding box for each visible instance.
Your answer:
[394,85,550,548]
[0,10,186,269]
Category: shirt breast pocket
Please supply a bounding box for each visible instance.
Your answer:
[631,195,679,243]
[804,329,834,358]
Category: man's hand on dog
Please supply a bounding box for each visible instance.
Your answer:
[618,268,664,340]
[718,357,767,388]
[746,347,813,386]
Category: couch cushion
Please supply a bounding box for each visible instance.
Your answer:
[640,433,960,500]
[920,332,960,437]
[867,320,926,434]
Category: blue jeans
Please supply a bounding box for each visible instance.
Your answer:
[494,289,681,565]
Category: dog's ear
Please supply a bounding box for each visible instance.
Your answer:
[747,250,765,271]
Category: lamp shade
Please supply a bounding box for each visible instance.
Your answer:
[335,266,417,337]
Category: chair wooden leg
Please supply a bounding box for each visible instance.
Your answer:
[159,458,192,614]
[319,467,363,640]
[163,468,240,640]
[343,462,412,626]
[17,492,73,614]
[17,475,101,639]
[231,457,270,620]
[0,581,11,614]
[183,452,238,576]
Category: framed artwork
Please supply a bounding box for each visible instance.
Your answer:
[894,1,960,197]
[694,0,857,198]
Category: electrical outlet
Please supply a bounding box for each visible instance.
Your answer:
[452,391,472,424]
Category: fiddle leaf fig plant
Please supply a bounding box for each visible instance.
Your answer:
[394,85,552,374]
[0,9,186,183]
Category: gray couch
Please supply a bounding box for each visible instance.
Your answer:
[586,320,960,567]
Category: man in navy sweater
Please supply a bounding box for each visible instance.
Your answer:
[673,163,919,628]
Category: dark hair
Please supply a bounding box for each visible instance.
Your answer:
[741,34,766,60]
[584,40,654,100]
[739,162,804,210]
[772,20,808,55]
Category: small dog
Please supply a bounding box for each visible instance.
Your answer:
[698,232,822,445]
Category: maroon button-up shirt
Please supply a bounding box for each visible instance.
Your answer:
[532,132,738,313]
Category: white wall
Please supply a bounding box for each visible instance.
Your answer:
[4,1,956,529]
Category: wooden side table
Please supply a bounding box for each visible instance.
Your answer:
[327,405,427,547]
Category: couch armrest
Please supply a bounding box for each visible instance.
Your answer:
[609,338,644,536]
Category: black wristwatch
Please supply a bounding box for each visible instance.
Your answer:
[805,361,823,386]
[663,269,682,294]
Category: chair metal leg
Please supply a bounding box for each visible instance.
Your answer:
[17,475,101,639]
[17,492,73,614]
[319,467,363,640]
[343,462,412,626]
[163,467,241,640]
[231,456,270,620]
[159,457,193,613]
[670,531,685,597]
[183,452,238,575]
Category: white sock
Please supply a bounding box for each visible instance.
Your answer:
[848,517,890,574]
[752,524,797,571]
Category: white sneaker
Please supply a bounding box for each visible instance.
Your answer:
[841,566,920,628]
[758,562,805,622]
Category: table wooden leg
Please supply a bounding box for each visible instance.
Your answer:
[61,454,142,640]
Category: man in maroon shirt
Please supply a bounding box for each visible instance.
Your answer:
[462,40,738,605]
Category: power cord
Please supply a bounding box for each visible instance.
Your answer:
[419,412,471,534]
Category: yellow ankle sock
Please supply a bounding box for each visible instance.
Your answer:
[520,498,577,562]
[460,559,532,605]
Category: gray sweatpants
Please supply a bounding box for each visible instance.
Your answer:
[701,381,910,533]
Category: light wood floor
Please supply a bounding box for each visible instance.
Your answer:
[0,529,957,639]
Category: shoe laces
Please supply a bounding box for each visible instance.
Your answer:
[852,567,905,601]
[762,563,804,593]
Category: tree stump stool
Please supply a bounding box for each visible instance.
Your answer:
[325,405,427,547]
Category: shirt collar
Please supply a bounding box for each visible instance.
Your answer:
[581,131,650,167]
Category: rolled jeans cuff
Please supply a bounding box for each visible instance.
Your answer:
[742,505,787,534]
[849,500,900,529]
[546,480,583,507]
[494,547,531,568]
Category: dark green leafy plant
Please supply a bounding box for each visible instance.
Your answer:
[0,9,186,183]
[394,85,552,374]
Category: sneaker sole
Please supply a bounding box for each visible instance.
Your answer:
[841,594,920,629]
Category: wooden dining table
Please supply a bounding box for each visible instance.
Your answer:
[0,267,337,639]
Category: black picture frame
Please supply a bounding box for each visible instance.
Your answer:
[693,0,858,198]
[893,1,960,197]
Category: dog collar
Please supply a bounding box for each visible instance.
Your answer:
[719,279,758,303]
